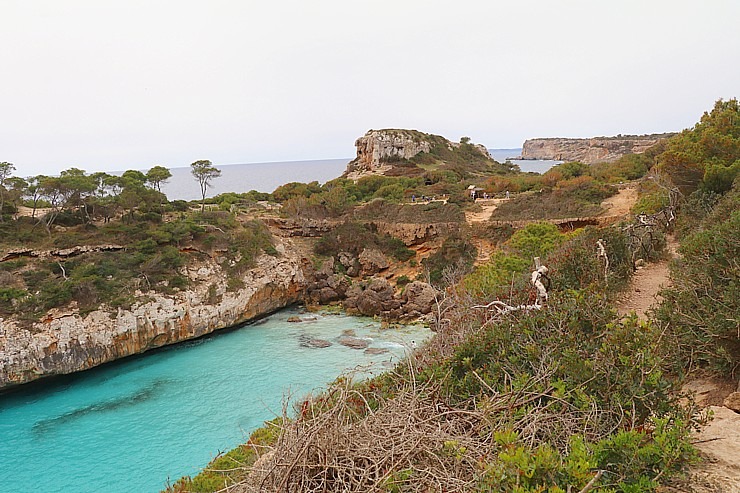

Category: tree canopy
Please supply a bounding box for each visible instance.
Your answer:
[191,160,222,212]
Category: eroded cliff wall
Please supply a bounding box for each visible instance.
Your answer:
[521,134,672,164]
[0,250,306,389]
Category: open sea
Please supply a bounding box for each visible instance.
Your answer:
[159,150,557,201]
[0,308,430,493]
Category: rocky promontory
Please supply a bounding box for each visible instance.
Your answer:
[521,134,673,164]
[344,129,493,180]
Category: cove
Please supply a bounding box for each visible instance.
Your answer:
[0,307,429,493]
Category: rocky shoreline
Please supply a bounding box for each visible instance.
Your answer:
[0,237,437,391]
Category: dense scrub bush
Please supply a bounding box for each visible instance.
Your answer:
[546,226,633,294]
[420,233,477,286]
[462,252,529,300]
[1,214,276,319]
[505,222,564,260]
[491,190,605,221]
[352,199,464,223]
[656,188,739,376]
[314,222,414,262]
[657,98,740,194]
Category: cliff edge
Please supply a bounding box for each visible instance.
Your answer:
[0,245,306,389]
[521,133,673,164]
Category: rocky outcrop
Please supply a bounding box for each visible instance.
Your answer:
[341,278,437,321]
[0,250,307,390]
[358,249,390,275]
[345,130,432,180]
[344,129,492,180]
[370,221,461,246]
[521,134,673,164]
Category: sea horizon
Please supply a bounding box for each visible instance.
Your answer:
[157,149,557,201]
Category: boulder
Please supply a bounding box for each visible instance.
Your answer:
[315,287,340,304]
[364,347,389,355]
[327,274,350,297]
[338,252,360,277]
[358,248,389,275]
[402,281,437,315]
[724,392,740,413]
[305,339,332,349]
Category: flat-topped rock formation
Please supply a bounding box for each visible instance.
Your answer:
[521,134,674,164]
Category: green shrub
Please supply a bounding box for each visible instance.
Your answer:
[463,252,529,300]
[657,205,740,375]
[420,233,476,286]
[314,222,414,263]
[505,222,564,260]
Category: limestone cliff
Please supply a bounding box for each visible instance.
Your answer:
[344,129,493,180]
[521,134,673,164]
[0,247,306,389]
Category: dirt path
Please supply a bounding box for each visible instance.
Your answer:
[464,199,502,224]
[616,260,671,320]
[616,237,740,492]
[601,184,637,217]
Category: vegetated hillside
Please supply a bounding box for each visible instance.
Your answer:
[165,99,739,493]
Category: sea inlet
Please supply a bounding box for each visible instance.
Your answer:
[0,307,429,493]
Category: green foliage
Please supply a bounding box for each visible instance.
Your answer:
[272,181,323,202]
[506,222,564,260]
[191,160,222,212]
[314,222,414,263]
[491,189,605,221]
[546,226,632,293]
[352,199,464,223]
[545,161,590,180]
[420,233,477,286]
[656,187,740,375]
[592,153,652,183]
[463,252,529,300]
[657,98,740,194]
[701,159,740,194]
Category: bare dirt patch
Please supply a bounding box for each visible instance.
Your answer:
[600,185,638,217]
[464,199,499,224]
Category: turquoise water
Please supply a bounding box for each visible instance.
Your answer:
[0,308,429,493]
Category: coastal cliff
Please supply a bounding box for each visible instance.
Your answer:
[0,249,306,389]
[521,134,673,164]
[344,129,493,180]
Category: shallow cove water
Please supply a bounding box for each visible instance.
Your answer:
[0,308,429,493]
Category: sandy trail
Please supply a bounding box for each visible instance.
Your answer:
[616,237,740,493]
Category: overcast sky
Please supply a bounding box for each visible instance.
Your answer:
[2,0,738,177]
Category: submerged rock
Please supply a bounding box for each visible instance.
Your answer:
[364,347,389,355]
[338,336,370,350]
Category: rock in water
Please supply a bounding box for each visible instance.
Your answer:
[338,336,370,350]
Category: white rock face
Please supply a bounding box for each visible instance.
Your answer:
[344,130,432,179]
[0,252,307,389]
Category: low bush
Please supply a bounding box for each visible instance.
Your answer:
[420,233,477,286]
[314,222,414,263]
[656,194,739,376]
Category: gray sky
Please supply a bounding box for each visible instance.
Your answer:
[2,0,739,177]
